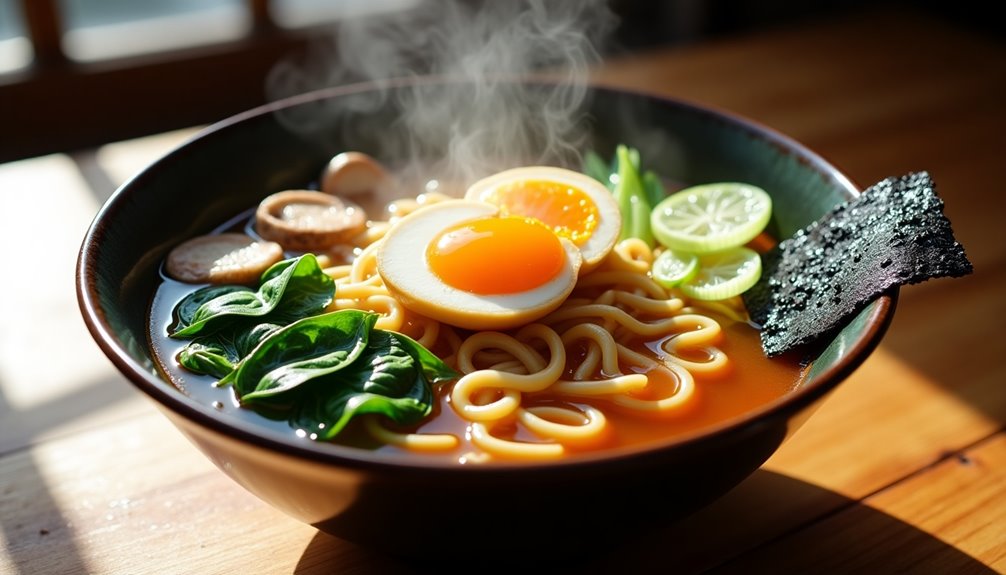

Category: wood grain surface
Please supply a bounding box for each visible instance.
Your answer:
[1,6,1003,574]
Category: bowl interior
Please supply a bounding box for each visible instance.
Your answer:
[78,79,891,469]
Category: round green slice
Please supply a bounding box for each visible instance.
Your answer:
[679,246,762,301]
[651,182,772,254]
[652,248,699,288]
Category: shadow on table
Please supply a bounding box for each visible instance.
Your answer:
[881,272,1004,427]
[290,468,995,574]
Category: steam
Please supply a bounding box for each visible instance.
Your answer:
[266,0,618,186]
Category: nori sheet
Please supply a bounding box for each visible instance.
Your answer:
[743,171,973,357]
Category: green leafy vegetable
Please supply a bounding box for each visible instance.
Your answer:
[585,145,668,247]
[613,145,655,246]
[583,150,614,189]
[235,310,378,401]
[233,310,457,439]
[392,331,459,385]
[170,254,333,382]
[170,254,334,338]
[172,285,253,333]
[291,330,438,440]
[178,322,283,379]
[641,170,668,213]
[624,146,641,174]
[179,307,460,440]
[178,340,236,379]
[168,248,458,441]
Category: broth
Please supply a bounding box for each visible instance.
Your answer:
[149,274,804,463]
[147,164,807,464]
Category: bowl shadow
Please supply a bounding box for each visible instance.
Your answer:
[292,469,996,574]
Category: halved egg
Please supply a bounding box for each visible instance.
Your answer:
[377,200,581,331]
[464,166,621,273]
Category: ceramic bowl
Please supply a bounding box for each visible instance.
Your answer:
[77,78,896,560]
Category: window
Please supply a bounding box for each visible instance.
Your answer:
[0,0,426,69]
[0,0,702,163]
[0,0,334,162]
[271,0,419,30]
[59,0,251,62]
[0,0,31,74]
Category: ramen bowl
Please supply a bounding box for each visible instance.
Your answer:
[77,78,895,560]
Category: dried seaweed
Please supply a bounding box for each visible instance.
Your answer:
[744,172,972,357]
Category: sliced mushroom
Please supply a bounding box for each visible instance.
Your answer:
[165,233,283,285]
[320,151,394,198]
[255,190,367,252]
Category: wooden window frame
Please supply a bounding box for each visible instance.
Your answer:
[0,0,311,163]
[0,0,711,163]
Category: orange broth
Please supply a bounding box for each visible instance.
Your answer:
[149,275,804,463]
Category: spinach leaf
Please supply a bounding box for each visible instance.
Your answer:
[393,330,459,385]
[235,310,378,401]
[170,254,334,338]
[178,339,235,379]
[170,273,460,441]
[172,285,253,334]
[291,330,437,440]
[178,322,283,379]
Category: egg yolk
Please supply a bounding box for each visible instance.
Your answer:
[483,180,598,246]
[427,216,565,295]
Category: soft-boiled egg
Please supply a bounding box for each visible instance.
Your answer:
[377,199,582,331]
[464,166,621,274]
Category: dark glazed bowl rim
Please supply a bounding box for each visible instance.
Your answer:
[76,76,898,477]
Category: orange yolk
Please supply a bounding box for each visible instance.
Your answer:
[427,216,565,295]
[485,179,598,246]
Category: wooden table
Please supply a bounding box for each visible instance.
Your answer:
[2,7,1004,573]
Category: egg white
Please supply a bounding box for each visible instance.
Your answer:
[464,166,621,273]
[377,199,582,331]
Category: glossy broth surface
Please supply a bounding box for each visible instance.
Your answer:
[148,275,804,463]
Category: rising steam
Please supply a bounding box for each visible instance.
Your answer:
[266,0,618,186]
